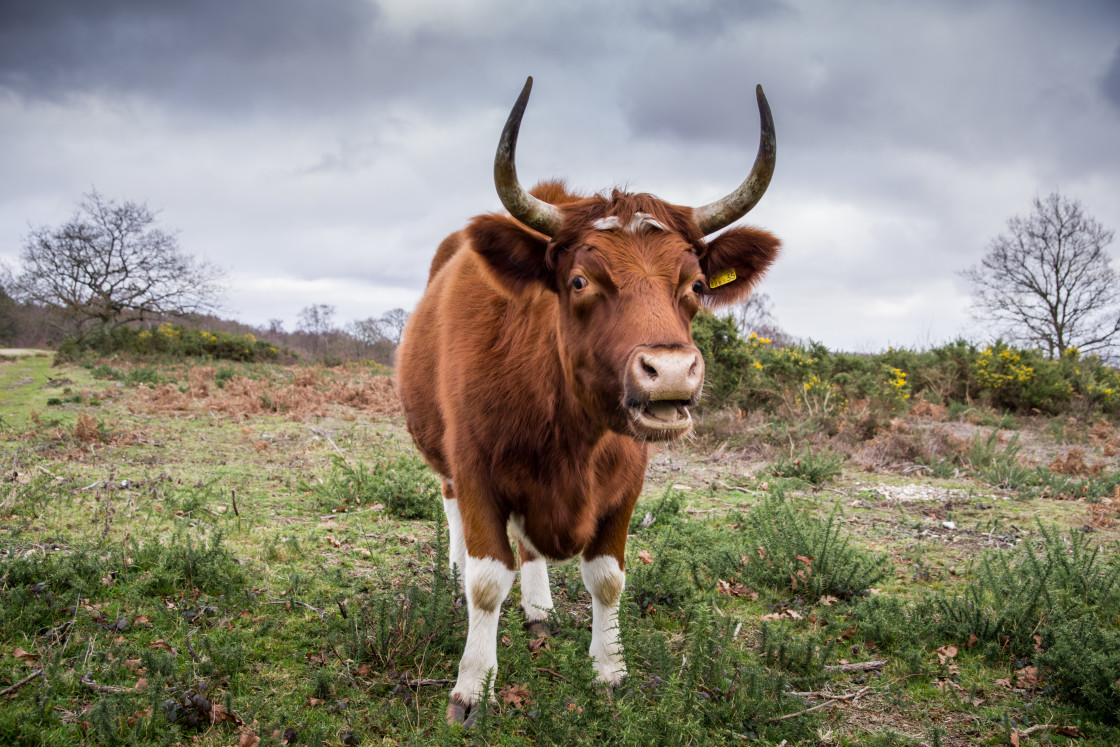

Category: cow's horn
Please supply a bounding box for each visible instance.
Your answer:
[494,77,564,237]
[692,85,776,236]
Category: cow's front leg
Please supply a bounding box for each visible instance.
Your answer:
[580,553,627,685]
[447,495,515,725]
[517,540,553,637]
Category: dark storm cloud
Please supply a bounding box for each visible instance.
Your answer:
[0,0,376,110]
[0,0,572,116]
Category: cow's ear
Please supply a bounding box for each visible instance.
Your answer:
[467,215,556,294]
[700,226,780,307]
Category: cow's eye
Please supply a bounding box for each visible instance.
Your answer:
[692,280,705,294]
[571,276,589,291]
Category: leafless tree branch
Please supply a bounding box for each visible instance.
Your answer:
[9,189,226,339]
[961,192,1118,358]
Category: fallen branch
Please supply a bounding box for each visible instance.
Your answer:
[318,507,381,521]
[265,596,326,616]
[402,677,455,688]
[713,481,760,495]
[80,673,134,694]
[824,660,886,673]
[185,628,201,662]
[230,488,240,517]
[768,686,870,723]
[0,669,43,697]
[533,667,574,684]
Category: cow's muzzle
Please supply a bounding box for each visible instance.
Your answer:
[624,346,704,437]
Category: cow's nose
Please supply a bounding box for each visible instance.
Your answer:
[626,346,704,401]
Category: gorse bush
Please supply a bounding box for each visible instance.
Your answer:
[850,521,1120,721]
[628,487,888,604]
[928,522,1120,656]
[694,310,1120,418]
[57,322,281,362]
[309,453,442,521]
[737,493,890,599]
[768,448,843,485]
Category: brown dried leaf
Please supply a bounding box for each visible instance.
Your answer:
[238,731,261,747]
[1016,666,1038,689]
[149,639,173,652]
[307,697,325,707]
[498,683,532,708]
[1010,731,1020,746]
[1055,726,1082,738]
[819,595,839,606]
[133,615,152,627]
[13,647,41,663]
[716,580,758,599]
[638,550,653,565]
[935,644,958,664]
[993,678,1012,689]
[355,663,372,678]
[1033,634,1045,654]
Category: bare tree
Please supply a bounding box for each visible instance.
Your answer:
[9,190,225,339]
[378,307,410,345]
[726,291,789,344]
[962,193,1118,358]
[297,304,336,336]
[296,303,338,358]
[346,317,395,364]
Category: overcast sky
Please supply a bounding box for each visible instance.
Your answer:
[2,0,1118,351]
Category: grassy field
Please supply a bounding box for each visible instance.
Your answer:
[2,352,1119,745]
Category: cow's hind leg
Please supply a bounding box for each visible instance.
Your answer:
[441,479,467,589]
[517,540,553,637]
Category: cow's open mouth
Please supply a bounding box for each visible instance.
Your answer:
[630,400,693,434]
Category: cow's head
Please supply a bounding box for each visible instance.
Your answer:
[468,77,780,441]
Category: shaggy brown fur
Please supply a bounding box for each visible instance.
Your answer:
[397,181,780,568]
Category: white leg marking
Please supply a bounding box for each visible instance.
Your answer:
[519,558,554,622]
[581,555,627,685]
[442,494,467,589]
[451,556,515,706]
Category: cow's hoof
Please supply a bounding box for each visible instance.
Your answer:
[525,620,551,639]
[446,695,472,726]
[446,695,489,728]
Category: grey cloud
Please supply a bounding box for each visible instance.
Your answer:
[639,0,793,39]
[1103,45,1120,110]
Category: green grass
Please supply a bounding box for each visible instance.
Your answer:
[1,354,1119,745]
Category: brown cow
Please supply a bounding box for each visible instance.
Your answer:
[396,77,780,725]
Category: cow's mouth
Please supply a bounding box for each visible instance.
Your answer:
[629,399,693,437]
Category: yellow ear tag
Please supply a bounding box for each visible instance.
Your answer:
[708,268,737,289]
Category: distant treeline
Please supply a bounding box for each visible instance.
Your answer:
[0,294,401,366]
